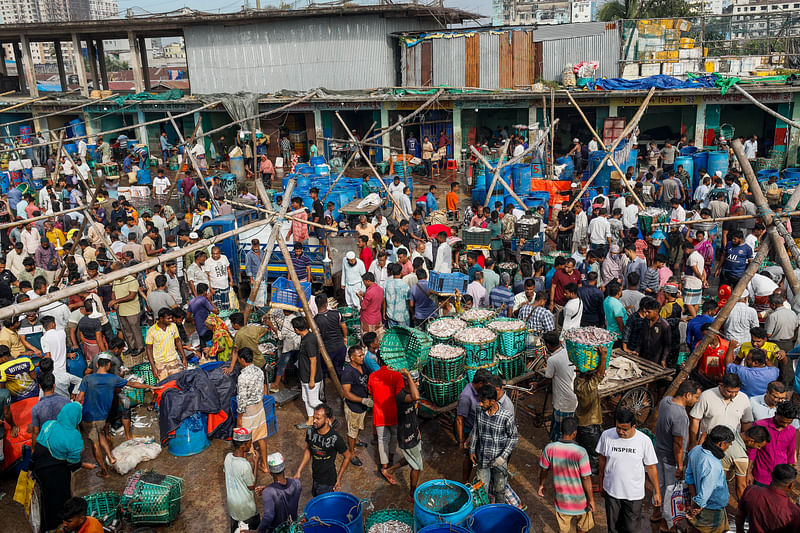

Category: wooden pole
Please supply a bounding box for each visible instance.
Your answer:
[241,180,295,323]
[653,210,800,228]
[167,112,220,213]
[362,88,444,144]
[320,121,377,204]
[0,93,58,113]
[568,87,657,211]
[0,200,112,231]
[733,84,800,130]
[275,233,346,399]
[0,93,118,130]
[665,240,772,397]
[399,117,410,185]
[549,88,555,180]
[227,199,337,231]
[565,91,646,209]
[318,136,403,152]
[480,141,510,208]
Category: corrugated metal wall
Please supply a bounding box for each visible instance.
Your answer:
[479,33,499,89]
[432,37,465,88]
[541,30,621,81]
[185,15,424,94]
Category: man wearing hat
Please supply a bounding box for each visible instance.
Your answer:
[341,251,365,310]
[224,427,260,532]
[254,452,302,532]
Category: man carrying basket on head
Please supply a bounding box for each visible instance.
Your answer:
[573,344,608,488]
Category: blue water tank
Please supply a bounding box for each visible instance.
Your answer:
[68,118,87,139]
[680,146,699,156]
[527,191,550,220]
[467,504,531,533]
[511,164,532,195]
[784,168,800,182]
[692,151,710,190]
[589,150,615,188]
[674,156,694,189]
[474,167,486,190]
[707,151,729,179]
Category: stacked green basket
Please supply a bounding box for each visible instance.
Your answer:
[422,344,467,407]
[454,327,498,381]
[426,317,467,345]
[459,308,497,327]
[380,326,433,370]
[259,332,279,382]
[121,470,184,525]
[489,318,528,379]
[365,509,415,531]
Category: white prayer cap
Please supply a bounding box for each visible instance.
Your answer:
[346,251,356,260]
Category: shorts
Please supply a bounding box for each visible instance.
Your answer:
[344,406,366,439]
[81,420,106,444]
[555,511,593,533]
[155,359,184,381]
[400,442,423,471]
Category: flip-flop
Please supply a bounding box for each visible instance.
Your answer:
[380,468,397,485]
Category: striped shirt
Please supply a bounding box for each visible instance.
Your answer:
[145,323,180,364]
[539,440,592,515]
[641,267,661,294]
[488,285,515,317]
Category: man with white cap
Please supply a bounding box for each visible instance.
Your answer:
[725,289,760,347]
[341,251,365,310]
[255,452,301,533]
[224,427,260,532]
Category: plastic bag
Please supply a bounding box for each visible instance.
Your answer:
[662,481,689,528]
[13,470,35,515]
[229,287,240,311]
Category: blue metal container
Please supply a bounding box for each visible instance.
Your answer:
[168,413,209,457]
[556,155,575,180]
[466,504,530,533]
[511,164,532,196]
[304,492,364,533]
[707,151,729,179]
[418,526,470,533]
[472,187,486,206]
[692,151,710,190]
[414,479,474,530]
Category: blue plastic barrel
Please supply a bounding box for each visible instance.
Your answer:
[589,150,615,188]
[680,146,699,156]
[707,151,729,179]
[304,492,364,533]
[556,156,574,180]
[303,518,349,533]
[66,350,87,378]
[414,479,474,530]
[309,156,326,166]
[466,504,530,533]
[168,413,210,456]
[784,168,800,182]
[511,164,532,195]
[474,167,486,190]
[418,526,470,533]
[488,188,505,209]
[527,191,551,220]
[229,156,245,180]
[758,169,780,182]
[68,118,87,139]
[472,187,486,206]
[692,151,709,190]
[63,143,79,156]
[674,156,693,188]
[136,168,151,185]
[504,195,524,209]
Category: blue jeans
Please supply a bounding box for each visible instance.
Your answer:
[276,350,298,377]
[549,409,575,442]
[476,463,508,504]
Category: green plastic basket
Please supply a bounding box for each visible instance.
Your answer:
[469,481,490,508]
[121,470,184,525]
[638,209,668,235]
[337,306,359,320]
[488,318,527,357]
[422,373,467,407]
[84,491,121,524]
[426,317,466,344]
[126,363,155,406]
[565,337,613,373]
[365,509,414,531]
[426,345,466,382]
[455,328,497,367]
[497,352,525,379]
[465,361,498,382]
[380,326,433,370]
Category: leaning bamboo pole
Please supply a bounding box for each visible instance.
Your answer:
[0,200,113,231]
[665,240,771,396]
[653,210,800,228]
[167,112,220,212]
[227,200,336,232]
[320,121,377,204]
[478,140,510,209]
[1,92,119,129]
[361,88,444,144]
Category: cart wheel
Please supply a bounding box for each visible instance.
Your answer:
[617,387,654,425]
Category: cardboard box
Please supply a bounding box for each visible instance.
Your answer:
[622,63,640,78]
[675,19,691,32]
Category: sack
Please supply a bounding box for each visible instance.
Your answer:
[229,287,240,311]
[128,171,137,184]
[255,281,269,308]
[662,481,689,529]
[13,470,35,515]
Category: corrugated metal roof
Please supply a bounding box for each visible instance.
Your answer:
[432,36,465,88]
[185,15,423,94]
[542,29,620,81]
[533,21,613,41]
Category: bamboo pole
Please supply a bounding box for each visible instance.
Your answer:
[335,112,402,220]
[0,90,15,98]
[318,136,403,152]
[241,180,295,323]
[0,93,58,113]
[478,140,509,209]
[1,92,119,129]
[276,233,345,399]
[665,240,772,397]
[652,210,800,228]
[565,91,645,209]
[167,112,220,213]
[568,87,657,211]
[0,200,113,231]
[549,88,555,180]
[160,119,203,214]
[227,199,337,231]
[319,121,377,204]
[399,117,410,185]
[361,88,444,144]
[0,211,279,321]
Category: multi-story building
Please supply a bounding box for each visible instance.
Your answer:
[1,0,118,24]
[688,0,729,14]
[492,0,572,25]
[732,0,800,14]
[571,0,598,22]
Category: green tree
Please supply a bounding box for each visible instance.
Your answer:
[599,0,695,21]
[104,54,129,72]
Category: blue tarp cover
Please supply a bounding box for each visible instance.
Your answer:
[586,74,717,91]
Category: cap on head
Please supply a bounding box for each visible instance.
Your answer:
[346,251,356,260]
[232,427,251,442]
[664,283,679,295]
[267,452,285,473]
[189,232,199,239]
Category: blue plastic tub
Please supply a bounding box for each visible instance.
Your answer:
[466,504,530,533]
[63,143,79,155]
[758,169,780,181]
[784,168,800,182]
[303,518,349,533]
[304,492,364,533]
[309,156,326,166]
[414,479,473,531]
[168,413,209,457]
[680,146,699,156]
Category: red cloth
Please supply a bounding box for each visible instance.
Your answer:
[552,269,581,306]
[426,224,452,237]
[368,366,404,427]
[699,338,728,380]
[360,246,373,271]
[2,396,35,471]
[360,283,384,326]
[476,254,485,268]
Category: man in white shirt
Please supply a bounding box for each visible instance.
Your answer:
[40,315,68,374]
[21,223,41,255]
[747,273,778,303]
[694,176,711,208]
[622,196,639,229]
[40,292,71,331]
[588,138,599,152]
[371,213,388,236]
[561,283,583,332]
[743,135,758,159]
[6,242,26,277]
[596,410,660,532]
[612,195,626,214]
[512,141,524,158]
[724,290,760,346]
[203,246,232,309]
[542,331,578,441]
[387,176,405,199]
[77,138,88,160]
[466,270,488,308]
[587,208,612,249]
[669,197,686,231]
[433,232,452,273]
[152,171,171,200]
[744,224,764,254]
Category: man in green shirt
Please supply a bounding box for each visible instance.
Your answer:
[226,312,272,371]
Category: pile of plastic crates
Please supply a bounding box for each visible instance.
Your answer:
[429,272,469,293]
[121,470,184,525]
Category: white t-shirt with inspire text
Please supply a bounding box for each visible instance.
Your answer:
[596,428,658,500]
[203,256,231,290]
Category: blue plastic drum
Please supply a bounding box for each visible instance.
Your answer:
[466,504,530,533]
[304,492,364,533]
[414,479,474,530]
[168,413,210,457]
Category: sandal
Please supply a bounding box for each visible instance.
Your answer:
[380,468,397,485]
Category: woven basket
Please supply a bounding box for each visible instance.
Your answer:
[497,352,525,379]
[84,491,121,524]
[365,509,414,531]
[380,326,433,370]
[426,345,466,382]
[488,318,527,357]
[459,309,497,327]
[465,361,498,382]
[422,373,467,407]
[426,317,466,344]
[565,337,613,373]
[455,328,497,367]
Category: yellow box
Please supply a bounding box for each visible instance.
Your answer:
[680,37,695,44]
[675,19,691,32]
[704,60,717,72]
[660,19,674,29]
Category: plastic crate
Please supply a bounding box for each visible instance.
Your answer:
[461,227,491,247]
[121,470,184,525]
[84,491,121,525]
[270,277,311,308]
[126,363,156,406]
[231,395,278,437]
[511,235,543,253]
[440,273,469,294]
[515,218,540,240]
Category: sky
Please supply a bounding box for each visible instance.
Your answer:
[116,0,491,20]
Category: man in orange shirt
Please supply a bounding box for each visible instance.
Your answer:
[60,497,104,532]
[691,322,737,389]
[446,182,460,221]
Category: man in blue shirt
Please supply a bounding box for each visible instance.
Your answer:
[687,300,718,350]
[76,353,153,477]
[489,272,515,317]
[685,425,735,532]
[188,283,219,346]
[717,230,753,288]
[725,347,780,397]
[425,185,438,214]
[244,238,263,284]
[409,269,437,327]
[466,252,483,282]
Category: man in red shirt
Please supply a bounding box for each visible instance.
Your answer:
[358,272,384,340]
[368,355,404,484]
[737,463,800,533]
[550,257,581,315]
[357,235,373,271]
[691,322,736,389]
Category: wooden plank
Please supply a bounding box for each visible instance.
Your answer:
[421,41,433,87]
[465,34,480,88]
[499,32,513,89]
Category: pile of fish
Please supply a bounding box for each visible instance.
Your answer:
[460,308,496,322]
[563,326,614,346]
[454,327,497,344]
[427,317,467,338]
[489,319,526,332]
[429,344,465,360]
[258,342,277,355]
[368,522,413,533]
[498,262,518,271]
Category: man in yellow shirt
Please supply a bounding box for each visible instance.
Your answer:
[145,308,187,382]
[0,318,41,359]
[0,344,38,401]
[44,220,67,256]
[736,326,792,387]
[109,263,144,357]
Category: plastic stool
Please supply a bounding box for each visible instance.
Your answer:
[446,159,457,170]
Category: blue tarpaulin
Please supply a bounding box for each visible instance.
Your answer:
[586,74,717,91]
